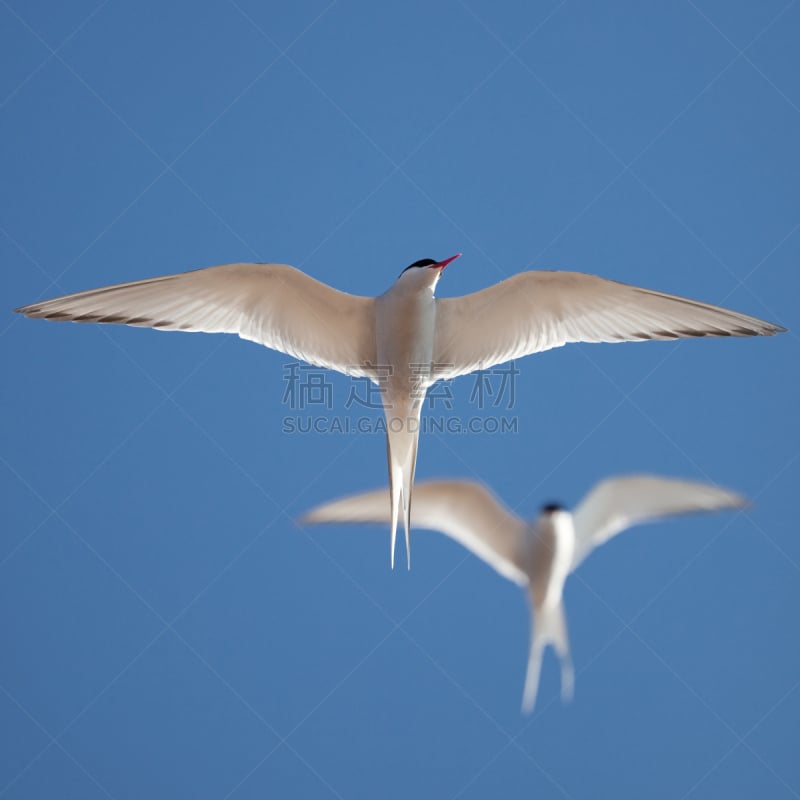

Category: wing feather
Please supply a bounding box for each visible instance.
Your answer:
[302,480,529,584]
[571,474,747,570]
[434,271,785,378]
[15,263,377,377]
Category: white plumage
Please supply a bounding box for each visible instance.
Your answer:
[16,258,782,567]
[302,474,747,711]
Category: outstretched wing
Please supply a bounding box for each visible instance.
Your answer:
[571,474,747,570]
[434,271,785,379]
[302,480,529,584]
[16,263,377,378]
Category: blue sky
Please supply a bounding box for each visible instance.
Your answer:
[2,0,799,797]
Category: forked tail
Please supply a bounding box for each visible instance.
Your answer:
[385,412,420,569]
[522,601,574,713]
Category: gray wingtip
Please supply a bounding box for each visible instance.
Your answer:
[13,304,56,319]
[701,489,750,515]
[296,509,326,526]
[732,494,752,511]
[712,484,749,511]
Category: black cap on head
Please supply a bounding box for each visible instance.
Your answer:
[400,258,438,275]
[541,502,565,514]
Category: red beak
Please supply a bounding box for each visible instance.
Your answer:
[433,253,462,270]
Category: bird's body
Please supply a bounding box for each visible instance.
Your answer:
[301,475,747,711]
[375,264,444,567]
[523,508,577,711]
[527,508,575,611]
[15,256,783,567]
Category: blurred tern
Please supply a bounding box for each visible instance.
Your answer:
[15,258,782,568]
[301,475,747,711]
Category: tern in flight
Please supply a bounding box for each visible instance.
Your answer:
[15,257,783,567]
[301,474,747,711]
